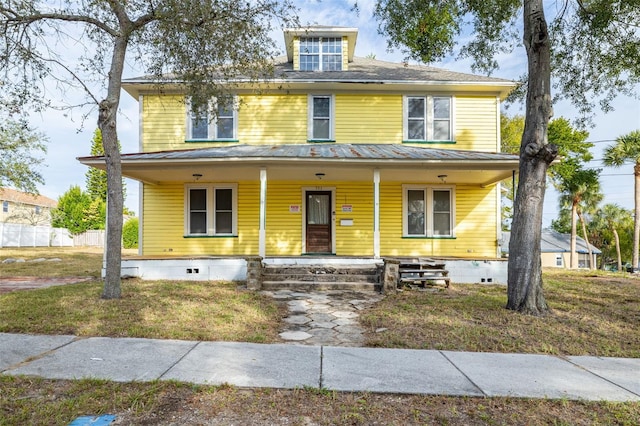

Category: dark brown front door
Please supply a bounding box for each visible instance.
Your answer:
[306,191,332,253]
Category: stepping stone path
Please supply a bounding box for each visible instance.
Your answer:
[261,289,384,346]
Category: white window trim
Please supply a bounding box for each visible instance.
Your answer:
[184,183,238,236]
[186,97,238,141]
[299,37,343,71]
[403,95,455,142]
[402,184,456,237]
[307,94,335,141]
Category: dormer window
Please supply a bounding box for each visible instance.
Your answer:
[300,37,342,71]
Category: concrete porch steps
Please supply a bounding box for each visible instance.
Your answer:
[261,280,379,291]
[261,264,381,292]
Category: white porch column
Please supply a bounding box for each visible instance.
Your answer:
[374,169,380,259]
[259,168,267,257]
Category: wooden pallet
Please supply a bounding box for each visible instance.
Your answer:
[397,258,450,288]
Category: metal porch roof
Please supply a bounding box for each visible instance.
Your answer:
[107,143,519,163]
[79,144,520,186]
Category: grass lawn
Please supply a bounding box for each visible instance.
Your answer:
[1,377,639,425]
[361,269,640,358]
[0,246,125,278]
[0,278,283,342]
[1,247,639,424]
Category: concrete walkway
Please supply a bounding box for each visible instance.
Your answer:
[1,333,639,401]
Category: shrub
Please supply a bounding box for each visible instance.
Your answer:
[122,217,139,249]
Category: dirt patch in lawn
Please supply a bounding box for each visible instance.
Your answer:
[0,277,92,294]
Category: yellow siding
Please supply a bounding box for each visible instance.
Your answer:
[264,181,374,256]
[141,178,498,258]
[142,181,259,256]
[264,181,304,256]
[335,95,402,143]
[455,96,499,151]
[334,182,374,255]
[140,93,500,151]
[379,183,498,258]
[142,95,186,152]
[238,94,307,144]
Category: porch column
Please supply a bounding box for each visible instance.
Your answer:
[259,168,267,257]
[374,169,380,259]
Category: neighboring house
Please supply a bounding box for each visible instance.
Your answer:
[0,188,57,226]
[502,230,601,269]
[80,26,519,282]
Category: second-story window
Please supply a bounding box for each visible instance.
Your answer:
[187,97,237,141]
[404,96,454,142]
[308,95,334,141]
[2,201,8,213]
[300,37,342,71]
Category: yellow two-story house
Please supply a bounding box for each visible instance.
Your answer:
[81,26,519,284]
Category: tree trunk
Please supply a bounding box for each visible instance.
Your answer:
[613,228,622,272]
[578,210,593,269]
[99,35,128,299]
[506,0,556,315]
[633,162,640,272]
[570,202,578,269]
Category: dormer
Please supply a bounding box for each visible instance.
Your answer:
[284,26,358,71]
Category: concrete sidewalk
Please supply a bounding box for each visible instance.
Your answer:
[1,333,639,401]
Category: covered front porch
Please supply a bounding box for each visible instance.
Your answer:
[81,143,520,262]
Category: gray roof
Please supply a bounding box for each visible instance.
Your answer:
[271,56,514,84]
[109,144,518,163]
[122,56,516,93]
[502,230,601,255]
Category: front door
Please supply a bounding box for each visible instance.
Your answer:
[306,191,332,253]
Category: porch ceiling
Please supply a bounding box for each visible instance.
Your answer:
[79,144,519,187]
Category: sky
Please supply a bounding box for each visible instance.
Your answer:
[26,0,640,227]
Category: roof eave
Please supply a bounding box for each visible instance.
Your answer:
[121,78,517,100]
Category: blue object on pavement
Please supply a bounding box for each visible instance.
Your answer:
[68,414,117,425]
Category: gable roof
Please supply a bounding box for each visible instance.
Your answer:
[502,229,601,255]
[0,188,57,208]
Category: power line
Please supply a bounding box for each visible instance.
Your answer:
[600,173,634,176]
[586,139,617,144]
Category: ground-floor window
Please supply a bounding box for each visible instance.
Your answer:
[578,253,591,269]
[556,254,563,267]
[184,184,237,236]
[402,185,455,237]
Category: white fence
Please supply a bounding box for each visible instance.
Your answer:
[73,230,105,247]
[0,223,104,248]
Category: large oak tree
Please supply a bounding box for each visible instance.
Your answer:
[1,0,295,298]
[374,0,640,314]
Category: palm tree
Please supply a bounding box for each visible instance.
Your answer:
[557,168,601,269]
[603,130,640,272]
[596,204,631,271]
